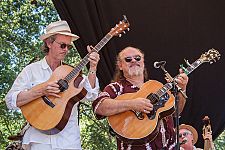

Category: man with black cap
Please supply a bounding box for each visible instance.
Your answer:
[5,20,100,150]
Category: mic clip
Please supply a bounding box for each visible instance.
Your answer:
[154,60,188,99]
[154,61,166,69]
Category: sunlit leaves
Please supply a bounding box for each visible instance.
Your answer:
[0,0,59,148]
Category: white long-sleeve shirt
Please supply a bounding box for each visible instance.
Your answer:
[5,57,99,149]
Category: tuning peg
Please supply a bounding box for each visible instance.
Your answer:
[123,31,126,34]
[119,21,122,24]
[127,28,130,31]
[119,34,122,37]
[116,24,119,27]
[110,28,114,31]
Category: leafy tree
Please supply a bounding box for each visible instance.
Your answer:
[214,131,225,150]
[0,0,59,148]
[79,102,116,150]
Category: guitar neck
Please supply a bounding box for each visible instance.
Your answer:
[156,59,203,97]
[64,33,113,82]
[184,59,203,76]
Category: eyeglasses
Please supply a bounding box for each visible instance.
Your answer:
[124,55,142,62]
[54,40,73,50]
[179,132,191,138]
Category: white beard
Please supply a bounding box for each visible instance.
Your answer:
[128,65,144,76]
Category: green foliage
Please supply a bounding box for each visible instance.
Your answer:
[0,0,59,148]
[79,102,116,150]
[214,131,225,150]
[0,102,25,147]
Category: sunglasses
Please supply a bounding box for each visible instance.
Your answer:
[179,132,191,138]
[124,55,142,62]
[54,40,73,50]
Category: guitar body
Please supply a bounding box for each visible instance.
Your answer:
[108,80,175,145]
[20,65,87,134]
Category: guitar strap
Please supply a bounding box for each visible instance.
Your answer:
[77,102,80,126]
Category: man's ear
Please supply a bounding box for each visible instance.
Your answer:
[191,136,194,144]
[45,39,52,49]
[118,61,122,70]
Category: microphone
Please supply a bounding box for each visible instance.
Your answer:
[153,61,166,68]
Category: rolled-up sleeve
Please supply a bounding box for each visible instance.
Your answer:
[79,75,100,102]
[5,90,21,110]
[5,68,30,110]
[92,83,119,120]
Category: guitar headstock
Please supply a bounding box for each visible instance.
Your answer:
[109,15,130,37]
[202,116,210,127]
[199,48,221,64]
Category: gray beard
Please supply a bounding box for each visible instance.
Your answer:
[128,66,144,76]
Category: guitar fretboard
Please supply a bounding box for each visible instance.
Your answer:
[184,59,202,75]
[64,33,113,82]
[155,59,203,98]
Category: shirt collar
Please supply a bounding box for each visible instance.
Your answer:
[41,57,63,70]
[41,57,50,70]
[120,78,139,89]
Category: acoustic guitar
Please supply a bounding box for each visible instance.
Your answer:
[108,49,220,145]
[20,15,130,134]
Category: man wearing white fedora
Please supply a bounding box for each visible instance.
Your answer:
[5,20,100,150]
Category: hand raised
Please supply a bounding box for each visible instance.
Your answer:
[87,45,100,70]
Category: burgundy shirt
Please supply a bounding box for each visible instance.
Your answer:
[92,78,176,150]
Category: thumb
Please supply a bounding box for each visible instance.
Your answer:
[87,45,93,53]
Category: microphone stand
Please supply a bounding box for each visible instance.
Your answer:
[159,65,187,150]
[173,81,180,150]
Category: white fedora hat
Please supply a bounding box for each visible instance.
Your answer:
[39,20,79,41]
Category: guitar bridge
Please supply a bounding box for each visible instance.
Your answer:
[42,96,55,108]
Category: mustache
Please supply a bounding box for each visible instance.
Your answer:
[129,63,141,67]
[180,139,188,145]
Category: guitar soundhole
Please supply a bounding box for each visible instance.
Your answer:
[58,79,69,92]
